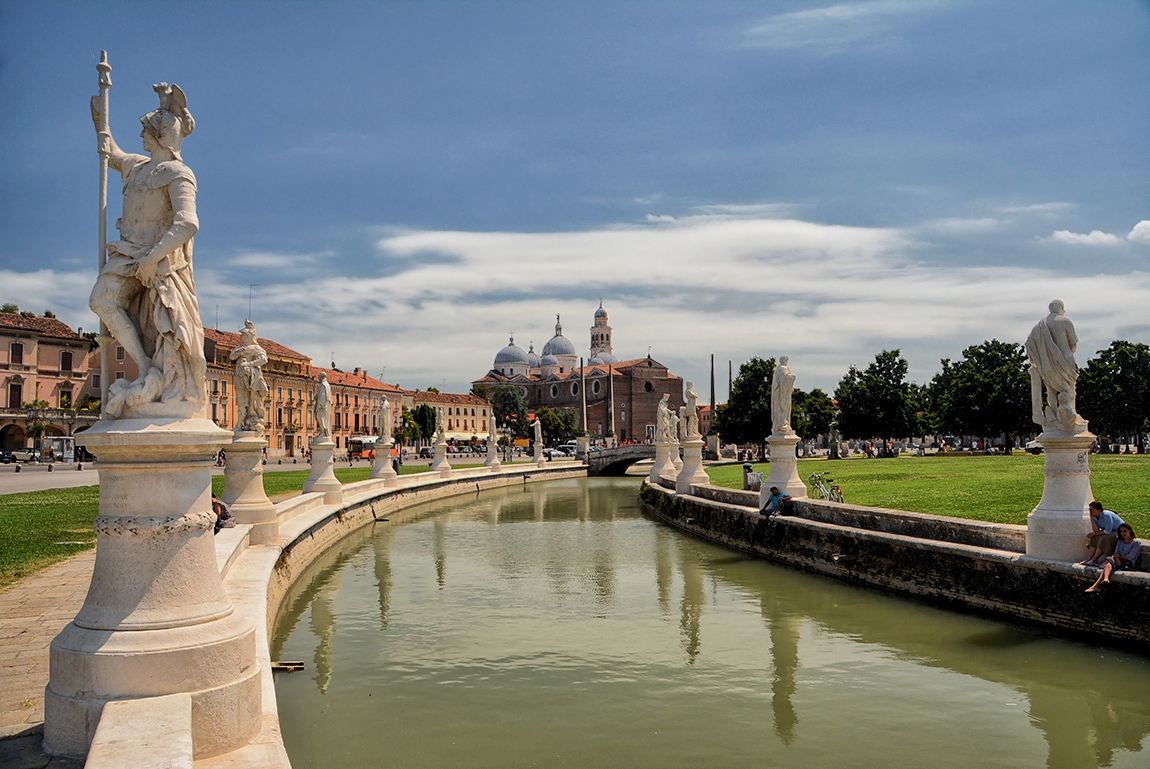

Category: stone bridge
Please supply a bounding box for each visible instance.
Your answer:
[584,444,655,476]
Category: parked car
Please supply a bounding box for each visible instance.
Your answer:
[542,447,566,459]
[0,450,10,464]
[418,447,434,459]
[11,448,41,462]
[1025,440,1043,455]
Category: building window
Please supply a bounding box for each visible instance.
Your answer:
[115,371,125,381]
[115,345,125,361]
[9,343,23,365]
[211,380,219,395]
[60,389,72,408]
[278,387,283,399]
[644,381,653,392]
[354,395,359,407]
[221,380,227,394]
[335,412,341,429]
[550,384,558,398]
[8,382,22,408]
[592,380,601,395]
[60,351,73,371]
[211,403,218,421]
[277,408,283,426]
[91,374,101,389]
[354,413,360,432]
[571,382,579,396]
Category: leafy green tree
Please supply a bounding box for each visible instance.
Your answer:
[536,406,577,446]
[394,406,421,444]
[793,387,835,442]
[488,384,529,438]
[928,340,1030,450]
[1079,340,1150,452]
[712,356,775,457]
[412,404,438,441]
[0,303,17,313]
[834,349,923,441]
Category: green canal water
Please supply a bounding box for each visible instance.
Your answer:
[271,477,1150,768]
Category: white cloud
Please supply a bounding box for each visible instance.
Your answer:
[224,250,325,270]
[1000,202,1073,217]
[1044,230,1123,246]
[916,217,1003,234]
[742,1,942,53]
[1128,220,1150,245]
[645,214,676,223]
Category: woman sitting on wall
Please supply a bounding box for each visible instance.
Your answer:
[1085,523,1140,593]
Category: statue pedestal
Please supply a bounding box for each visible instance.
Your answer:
[762,433,807,506]
[370,440,399,486]
[648,440,676,484]
[429,441,453,477]
[303,437,342,503]
[222,431,278,544]
[705,434,719,459]
[44,417,260,759]
[576,435,590,460]
[484,442,501,472]
[533,443,546,467]
[676,438,710,493]
[1027,429,1096,561]
[671,440,683,471]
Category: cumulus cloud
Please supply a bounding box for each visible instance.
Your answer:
[1044,230,1123,246]
[1128,220,1150,245]
[742,1,941,53]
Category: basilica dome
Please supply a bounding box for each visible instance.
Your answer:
[494,336,529,366]
[542,316,577,357]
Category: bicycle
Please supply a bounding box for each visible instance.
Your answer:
[808,472,844,503]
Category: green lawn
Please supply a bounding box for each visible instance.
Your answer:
[708,453,1150,531]
[2,456,1145,590]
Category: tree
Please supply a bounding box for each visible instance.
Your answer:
[394,406,421,444]
[711,356,775,457]
[793,388,835,442]
[43,309,55,318]
[928,340,1030,450]
[411,404,438,441]
[834,349,923,441]
[536,407,577,446]
[0,303,17,313]
[488,384,529,438]
[1079,340,1150,452]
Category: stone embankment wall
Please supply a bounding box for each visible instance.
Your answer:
[641,483,1150,650]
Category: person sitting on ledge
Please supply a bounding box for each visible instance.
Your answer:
[1086,523,1140,593]
[761,486,791,516]
[1081,501,1124,566]
[211,492,234,534]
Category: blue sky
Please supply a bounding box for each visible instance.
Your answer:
[1,0,1147,398]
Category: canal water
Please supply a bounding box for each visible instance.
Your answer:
[272,478,1150,769]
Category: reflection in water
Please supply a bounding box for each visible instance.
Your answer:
[272,479,1150,769]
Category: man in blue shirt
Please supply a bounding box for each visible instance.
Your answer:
[1082,501,1124,566]
[761,487,790,516]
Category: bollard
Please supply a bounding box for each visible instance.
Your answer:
[14,464,20,473]
[742,462,753,490]
[48,464,53,472]
[278,459,282,465]
[77,463,84,471]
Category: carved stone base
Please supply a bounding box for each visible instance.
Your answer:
[762,433,808,506]
[43,417,260,759]
[222,432,278,544]
[370,440,399,486]
[576,435,590,460]
[676,438,710,493]
[429,441,453,477]
[671,441,683,471]
[648,441,676,484]
[533,443,546,467]
[484,442,501,472]
[303,437,342,503]
[1027,430,1097,561]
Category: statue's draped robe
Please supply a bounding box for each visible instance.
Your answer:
[1025,317,1078,397]
[772,367,795,434]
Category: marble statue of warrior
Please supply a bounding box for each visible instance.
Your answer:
[90,83,206,418]
[771,356,796,435]
[656,393,672,441]
[684,381,700,439]
[231,320,269,432]
[1025,300,1082,430]
[378,397,392,444]
[313,372,333,438]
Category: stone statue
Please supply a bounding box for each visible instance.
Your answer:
[656,393,671,441]
[313,372,332,438]
[378,397,392,444]
[1025,300,1083,431]
[489,413,497,441]
[435,407,446,444]
[772,356,796,435]
[231,320,268,432]
[533,417,543,446]
[89,82,206,419]
[676,406,686,442]
[684,381,700,439]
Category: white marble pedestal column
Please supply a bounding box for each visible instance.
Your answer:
[671,439,683,472]
[1026,430,1096,561]
[533,441,546,467]
[303,437,342,503]
[44,417,260,759]
[222,431,278,544]
[762,433,807,508]
[370,440,399,486]
[648,440,676,484]
[484,442,501,472]
[676,438,710,493]
[429,441,453,477]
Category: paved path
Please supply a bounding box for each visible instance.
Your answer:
[0,550,94,742]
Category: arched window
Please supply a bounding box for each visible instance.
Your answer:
[570,382,579,396]
[592,380,601,395]
[550,384,559,398]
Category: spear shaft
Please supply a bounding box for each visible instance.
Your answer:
[96,51,111,414]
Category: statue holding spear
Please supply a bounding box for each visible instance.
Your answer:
[89,61,208,419]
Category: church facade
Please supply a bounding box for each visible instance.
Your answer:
[473,304,684,443]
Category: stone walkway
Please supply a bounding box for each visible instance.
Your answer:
[0,549,95,741]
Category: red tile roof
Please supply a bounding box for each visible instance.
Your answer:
[203,327,309,360]
[0,312,85,340]
[314,366,403,393]
[410,390,492,407]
